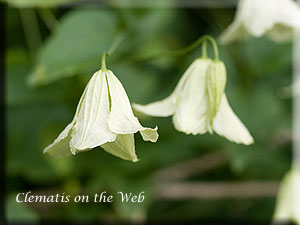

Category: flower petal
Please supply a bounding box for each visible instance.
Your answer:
[219,21,249,45]
[267,0,300,42]
[213,94,254,145]
[267,24,295,43]
[43,78,90,157]
[101,134,138,162]
[273,0,300,28]
[132,59,197,117]
[220,0,300,44]
[219,0,254,44]
[43,122,74,157]
[139,126,159,142]
[106,70,158,139]
[243,0,275,37]
[70,71,117,153]
[173,59,211,135]
[132,96,176,117]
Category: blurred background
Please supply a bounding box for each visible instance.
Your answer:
[5,0,293,223]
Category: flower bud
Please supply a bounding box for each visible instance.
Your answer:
[206,60,227,130]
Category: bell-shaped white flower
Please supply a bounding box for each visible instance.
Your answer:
[219,0,300,44]
[133,58,254,145]
[44,62,159,162]
[273,169,300,224]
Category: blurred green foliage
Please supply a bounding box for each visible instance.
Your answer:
[6,5,293,224]
[2,0,78,7]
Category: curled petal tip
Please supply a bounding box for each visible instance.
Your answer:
[132,158,139,163]
[140,126,159,142]
[246,138,255,145]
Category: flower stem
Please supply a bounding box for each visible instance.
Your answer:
[133,35,219,62]
[202,41,208,58]
[205,35,219,60]
[19,9,42,61]
[175,35,219,60]
[101,31,127,70]
[38,8,58,31]
[101,52,107,70]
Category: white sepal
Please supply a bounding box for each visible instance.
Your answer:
[213,94,254,145]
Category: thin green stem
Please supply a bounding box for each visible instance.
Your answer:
[202,41,207,58]
[101,53,107,70]
[206,35,219,60]
[172,35,219,59]
[100,31,127,70]
[19,9,42,61]
[133,35,219,62]
[38,8,58,31]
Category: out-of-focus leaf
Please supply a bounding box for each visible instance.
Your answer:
[6,48,78,106]
[2,0,78,7]
[224,85,291,174]
[28,9,120,86]
[114,9,178,69]
[7,103,72,182]
[6,49,77,182]
[243,38,292,77]
[6,195,39,223]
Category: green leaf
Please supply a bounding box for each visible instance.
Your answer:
[6,48,76,106]
[6,195,39,223]
[28,9,120,86]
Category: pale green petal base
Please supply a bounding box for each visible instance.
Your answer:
[43,122,74,157]
[101,134,138,162]
[44,135,73,157]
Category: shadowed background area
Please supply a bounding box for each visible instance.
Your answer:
[5,1,293,224]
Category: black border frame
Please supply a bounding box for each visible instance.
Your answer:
[0,3,6,225]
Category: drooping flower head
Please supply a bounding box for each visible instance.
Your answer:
[219,0,300,44]
[133,39,253,145]
[44,53,159,162]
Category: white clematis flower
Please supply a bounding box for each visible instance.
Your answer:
[219,0,300,44]
[44,66,159,162]
[273,169,300,224]
[133,58,254,145]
